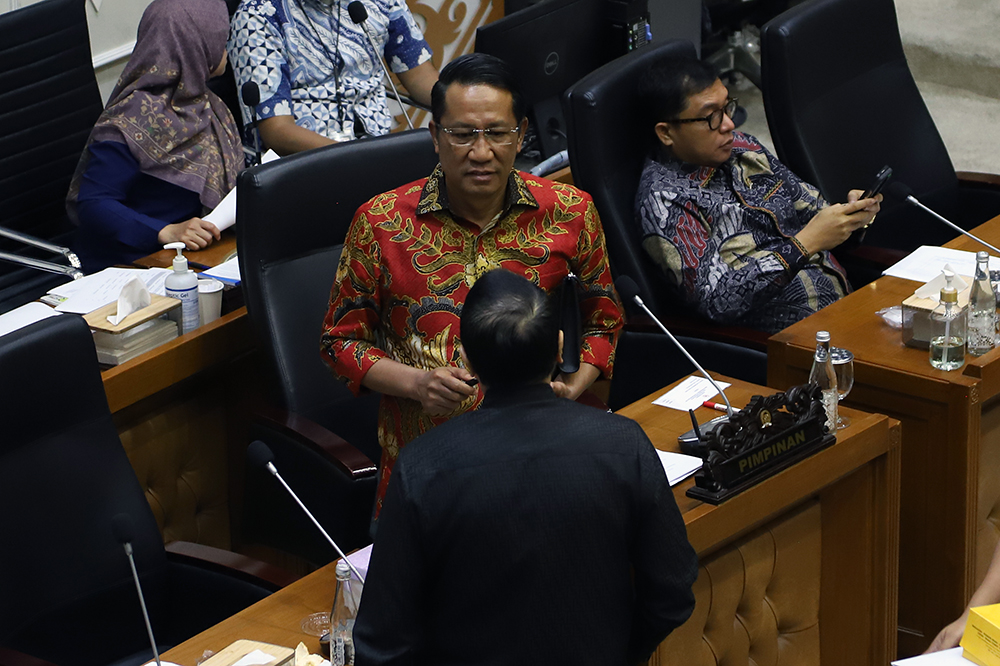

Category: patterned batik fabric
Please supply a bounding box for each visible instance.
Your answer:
[635,131,851,334]
[228,0,432,146]
[321,166,624,512]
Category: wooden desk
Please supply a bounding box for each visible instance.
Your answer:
[768,214,1000,655]
[105,235,261,549]
[164,378,900,666]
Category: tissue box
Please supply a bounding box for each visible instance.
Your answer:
[901,288,971,349]
[961,604,1000,666]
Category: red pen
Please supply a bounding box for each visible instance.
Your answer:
[703,400,739,413]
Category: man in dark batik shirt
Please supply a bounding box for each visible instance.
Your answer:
[634,57,882,334]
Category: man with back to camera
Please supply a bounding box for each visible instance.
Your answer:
[352,269,698,665]
[227,0,439,155]
[634,56,883,334]
[320,53,623,516]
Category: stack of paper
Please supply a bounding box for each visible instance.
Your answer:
[92,318,178,365]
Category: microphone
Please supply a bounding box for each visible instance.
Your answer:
[247,441,365,582]
[112,513,162,666]
[616,276,735,418]
[241,81,263,166]
[347,1,415,131]
[888,181,1000,255]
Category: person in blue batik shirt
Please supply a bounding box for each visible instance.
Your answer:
[633,57,883,334]
[228,0,438,156]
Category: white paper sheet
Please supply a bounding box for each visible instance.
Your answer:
[891,647,972,665]
[883,246,1000,283]
[50,268,170,314]
[656,450,702,486]
[652,376,731,412]
[231,650,276,666]
[204,149,280,232]
[0,302,61,339]
[202,256,241,284]
[347,543,373,580]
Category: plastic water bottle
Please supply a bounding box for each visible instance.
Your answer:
[808,330,838,432]
[330,560,361,665]
[968,251,996,356]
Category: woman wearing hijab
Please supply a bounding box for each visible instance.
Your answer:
[67,0,242,273]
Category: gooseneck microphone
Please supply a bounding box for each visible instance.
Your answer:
[247,441,366,582]
[888,181,1000,255]
[347,0,415,131]
[615,276,735,418]
[112,513,162,666]
[241,81,263,166]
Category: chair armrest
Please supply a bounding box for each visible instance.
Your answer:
[625,314,770,352]
[958,171,1000,189]
[165,540,299,591]
[0,648,60,666]
[255,406,377,480]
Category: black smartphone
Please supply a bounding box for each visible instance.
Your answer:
[862,165,892,200]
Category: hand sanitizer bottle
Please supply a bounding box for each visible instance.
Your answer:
[163,242,200,335]
[930,272,967,371]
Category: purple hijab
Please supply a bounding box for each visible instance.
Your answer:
[68,0,241,221]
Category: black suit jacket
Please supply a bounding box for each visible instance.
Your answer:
[354,383,697,665]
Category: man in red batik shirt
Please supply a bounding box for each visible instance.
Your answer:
[320,53,624,515]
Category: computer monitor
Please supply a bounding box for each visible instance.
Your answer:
[475,0,616,161]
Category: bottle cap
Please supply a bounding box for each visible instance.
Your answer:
[815,331,830,342]
[164,242,188,273]
[941,271,958,303]
[335,560,352,579]
[978,251,989,261]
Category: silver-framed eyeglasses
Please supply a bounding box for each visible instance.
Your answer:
[667,98,738,131]
[438,126,521,147]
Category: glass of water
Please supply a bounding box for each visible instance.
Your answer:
[830,347,854,429]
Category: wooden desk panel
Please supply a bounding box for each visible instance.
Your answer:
[164,378,899,666]
[768,214,1000,655]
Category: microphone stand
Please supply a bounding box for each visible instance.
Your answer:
[348,1,414,130]
[0,226,84,279]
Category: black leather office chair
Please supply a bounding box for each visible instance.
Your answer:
[563,39,769,350]
[608,329,768,411]
[761,0,1000,285]
[236,129,440,564]
[0,0,103,313]
[0,315,292,666]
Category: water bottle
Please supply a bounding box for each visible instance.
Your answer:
[330,560,361,665]
[808,330,838,432]
[968,250,996,356]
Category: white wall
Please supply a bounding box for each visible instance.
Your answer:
[1,0,150,102]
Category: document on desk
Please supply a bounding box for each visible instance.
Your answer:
[202,256,241,284]
[653,376,731,412]
[891,647,971,664]
[0,302,61,338]
[47,267,171,314]
[884,246,1000,283]
[656,450,702,486]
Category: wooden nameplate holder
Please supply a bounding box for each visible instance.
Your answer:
[686,383,836,505]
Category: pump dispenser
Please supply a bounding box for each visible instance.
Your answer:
[163,242,200,335]
[929,271,966,370]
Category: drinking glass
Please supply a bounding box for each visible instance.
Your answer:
[830,347,854,429]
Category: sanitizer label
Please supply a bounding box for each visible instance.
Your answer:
[166,286,199,334]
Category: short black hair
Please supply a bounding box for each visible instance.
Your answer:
[637,56,719,124]
[460,270,559,388]
[431,53,527,125]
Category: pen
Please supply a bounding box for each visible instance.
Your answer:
[703,400,739,413]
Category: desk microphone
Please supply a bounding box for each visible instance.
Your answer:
[616,276,735,417]
[888,181,1000,255]
[241,81,263,167]
[112,513,162,666]
[347,1,415,131]
[247,441,365,582]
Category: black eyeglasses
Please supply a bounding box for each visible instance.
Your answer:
[438,126,521,147]
[667,98,738,131]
